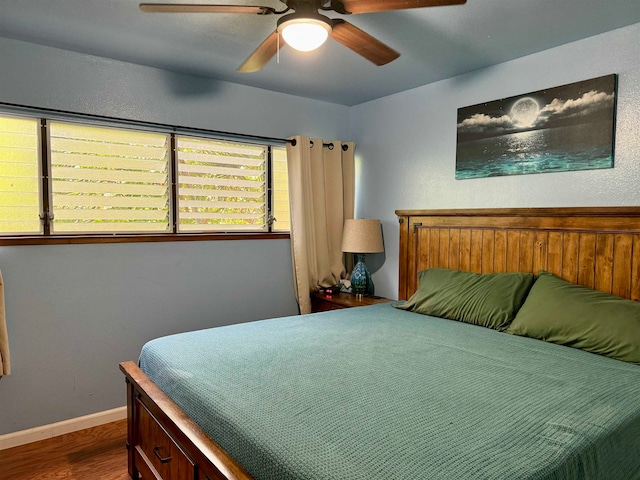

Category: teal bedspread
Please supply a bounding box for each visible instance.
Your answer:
[139,304,640,480]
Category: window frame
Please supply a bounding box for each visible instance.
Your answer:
[0,106,290,245]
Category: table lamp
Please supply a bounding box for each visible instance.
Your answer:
[341,219,384,299]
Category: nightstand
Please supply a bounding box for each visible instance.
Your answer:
[310,291,393,313]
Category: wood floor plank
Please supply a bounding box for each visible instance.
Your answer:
[0,420,129,480]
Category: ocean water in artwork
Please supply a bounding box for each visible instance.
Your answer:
[455,122,614,180]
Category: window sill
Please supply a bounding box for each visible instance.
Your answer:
[0,232,290,246]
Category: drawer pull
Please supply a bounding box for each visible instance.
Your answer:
[153,446,172,464]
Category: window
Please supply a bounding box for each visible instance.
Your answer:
[0,115,41,234]
[272,146,290,232]
[177,136,267,232]
[0,111,289,240]
[49,122,171,234]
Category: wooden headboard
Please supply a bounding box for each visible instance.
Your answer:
[396,207,640,302]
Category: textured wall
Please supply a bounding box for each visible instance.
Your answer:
[0,37,349,434]
[350,23,640,300]
[0,38,349,139]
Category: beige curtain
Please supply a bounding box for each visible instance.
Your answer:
[286,136,355,314]
[0,269,10,376]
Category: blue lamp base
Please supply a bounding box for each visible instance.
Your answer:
[350,254,374,298]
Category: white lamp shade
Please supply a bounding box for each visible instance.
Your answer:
[279,18,331,52]
[341,219,384,254]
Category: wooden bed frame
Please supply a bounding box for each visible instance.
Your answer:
[120,206,640,480]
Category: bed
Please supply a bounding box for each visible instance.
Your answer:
[120,206,640,480]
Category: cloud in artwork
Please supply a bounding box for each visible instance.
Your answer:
[457,113,513,135]
[458,89,614,140]
[536,90,614,123]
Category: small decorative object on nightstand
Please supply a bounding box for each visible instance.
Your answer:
[310,290,392,313]
[341,219,384,299]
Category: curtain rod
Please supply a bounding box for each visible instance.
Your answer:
[0,101,286,144]
[288,138,349,151]
[0,101,349,150]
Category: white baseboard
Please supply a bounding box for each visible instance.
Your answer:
[0,406,127,450]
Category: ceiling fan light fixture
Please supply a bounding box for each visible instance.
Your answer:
[278,16,332,52]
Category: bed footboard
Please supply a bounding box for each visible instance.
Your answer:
[119,361,253,480]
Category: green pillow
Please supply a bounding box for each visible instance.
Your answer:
[507,271,640,364]
[394,268,535,331]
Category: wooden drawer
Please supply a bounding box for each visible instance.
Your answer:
[135,398,196,480]
[310,291,393,313]
[310,296,345,312]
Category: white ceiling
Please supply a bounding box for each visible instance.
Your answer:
[1,0,639,106]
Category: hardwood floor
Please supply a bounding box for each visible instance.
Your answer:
[0,420,129,480]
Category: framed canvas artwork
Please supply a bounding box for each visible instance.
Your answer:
[455,74,617,179]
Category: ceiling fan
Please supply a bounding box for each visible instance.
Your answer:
[140,0,467,73]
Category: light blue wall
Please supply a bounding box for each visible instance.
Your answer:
[0,37,349,434]
[350,23,640,300]
[0,37,349,139]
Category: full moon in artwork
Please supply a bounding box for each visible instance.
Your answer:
[510,97,540,127]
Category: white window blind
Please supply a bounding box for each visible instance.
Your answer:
[0,115,41,234]
[272,146,290,232]
[49,122,170,233]
[177,136,267,232]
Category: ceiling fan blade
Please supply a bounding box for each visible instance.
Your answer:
[330,20,399,66]
[237,30,283,73]
[139,3,276,14]
[335,0,466,14]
